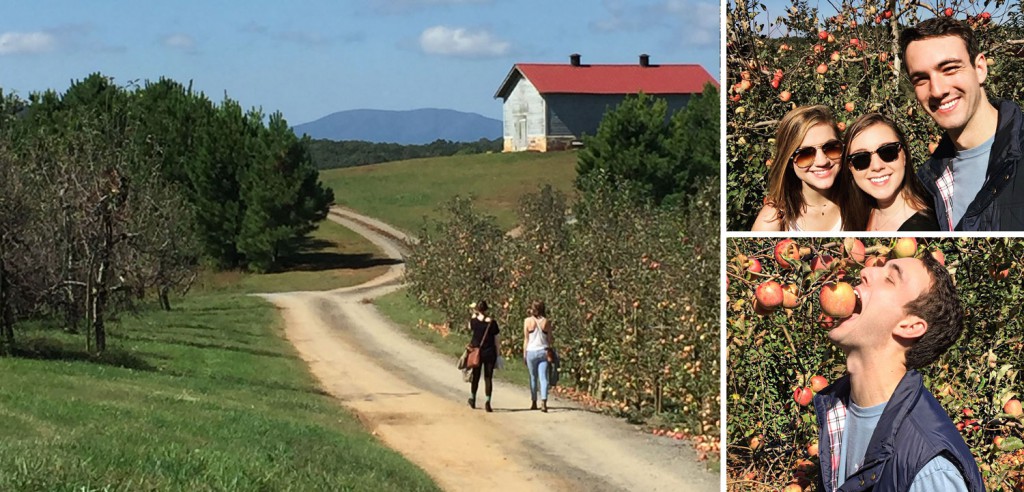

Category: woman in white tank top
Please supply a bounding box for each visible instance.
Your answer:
[522,300,554,412]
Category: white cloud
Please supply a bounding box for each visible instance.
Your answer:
[163,33,196,52]
[0,31,58,55]
[419,26,509,58]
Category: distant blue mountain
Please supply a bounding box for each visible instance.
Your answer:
[292,108,502,145]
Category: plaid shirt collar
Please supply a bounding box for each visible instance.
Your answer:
[823,396,848,491]
[935,165,955,230]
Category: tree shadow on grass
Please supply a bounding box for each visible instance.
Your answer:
[277,237,403,273]
[279,251,402,273]
[10,336,156,372]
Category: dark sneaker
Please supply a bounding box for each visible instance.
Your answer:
[530,401,538,411]
[485,402,493,413]
[468,398,475,409]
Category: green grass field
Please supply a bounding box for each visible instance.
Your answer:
[0,151,580,489]
[0,294,439,491]
[320,151,578,233]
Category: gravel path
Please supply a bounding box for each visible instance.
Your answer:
[259,207,720,492]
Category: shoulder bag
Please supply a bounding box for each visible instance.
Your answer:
[466,320,493,369]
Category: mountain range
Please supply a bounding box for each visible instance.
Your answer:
[292,108,503,145]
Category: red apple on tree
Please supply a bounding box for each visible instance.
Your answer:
[810,375,829,393]
[816,63,828,74]
[811,255,835,271]
[892,237,918,258]
[865,255,887,268]
[782,283,801,308]
[779,90,792,102]
[753,298,775,316]
[793,387,813,406]
[756,281,784,309]
[774,239,800,269]
[842,238,866,263]
[1004,399,1022,417]
[820,282,856,318]
[989,264,1010,281]
[747,257,763,277]
[930,249,945,266]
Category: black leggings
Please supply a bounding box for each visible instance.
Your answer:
[471,360,495,397]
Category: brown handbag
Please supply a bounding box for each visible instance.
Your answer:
[466,320,493,369]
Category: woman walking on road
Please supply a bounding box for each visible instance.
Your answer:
[467,300,500,412]
[522,300,554,412]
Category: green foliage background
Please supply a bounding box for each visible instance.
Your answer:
[726,237,1024,491]
[726,0,1024,230]
[405,90,722,445]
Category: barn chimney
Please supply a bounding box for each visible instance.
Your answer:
[570,53,581,66]
[639,53,650,67]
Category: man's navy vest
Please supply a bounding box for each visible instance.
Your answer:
[813,370,985,491]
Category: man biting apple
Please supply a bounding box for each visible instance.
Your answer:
[813,253,983,491]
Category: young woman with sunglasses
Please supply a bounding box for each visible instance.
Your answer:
[752,105,849,231]
[839,113,939,231]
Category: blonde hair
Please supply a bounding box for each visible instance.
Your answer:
[765,105,842,225]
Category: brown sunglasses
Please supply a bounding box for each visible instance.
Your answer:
[790,139,844,168]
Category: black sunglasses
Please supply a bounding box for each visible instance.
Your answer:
[847,142,902,171]
[790,140,844,168]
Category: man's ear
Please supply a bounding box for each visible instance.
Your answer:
[894,315,928,341]
[974,53,988,85]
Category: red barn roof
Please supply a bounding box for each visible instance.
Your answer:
[494,61,718,99]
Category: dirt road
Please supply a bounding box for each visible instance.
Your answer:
[260,207,719,492]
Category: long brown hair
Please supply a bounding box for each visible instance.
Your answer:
[839,113,933,230]
[765,105,843,226]
[528,300,546,317]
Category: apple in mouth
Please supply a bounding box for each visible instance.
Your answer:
[820,284,863,328]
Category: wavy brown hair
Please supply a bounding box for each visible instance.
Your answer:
[765,105,847,228]
[839,113,934,230]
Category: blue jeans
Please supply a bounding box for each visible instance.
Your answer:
[526,349,550,401]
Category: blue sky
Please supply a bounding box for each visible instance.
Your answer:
[0,0,720,125]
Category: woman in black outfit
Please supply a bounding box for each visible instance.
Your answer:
[838,113,940,231]
[467,300,500,412]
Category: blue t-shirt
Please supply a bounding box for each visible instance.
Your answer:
[950,134,994,226]
[839,400,968,491]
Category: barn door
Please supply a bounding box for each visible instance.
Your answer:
[514,117,527,151]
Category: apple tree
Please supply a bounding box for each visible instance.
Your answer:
[726,237,1024,491]
[726,0,1024,230]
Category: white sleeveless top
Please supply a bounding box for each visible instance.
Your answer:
[525,316,550,351]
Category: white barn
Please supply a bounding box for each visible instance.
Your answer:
[493,54,718,152]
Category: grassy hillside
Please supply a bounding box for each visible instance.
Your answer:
[0,294,439,491]
[320,151,578,233]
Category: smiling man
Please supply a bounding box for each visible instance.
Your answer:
[900,17,1024,231]
[813,255,984,491]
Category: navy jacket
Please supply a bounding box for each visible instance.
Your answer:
[917,98,1024,231]
[812,370,984,492]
